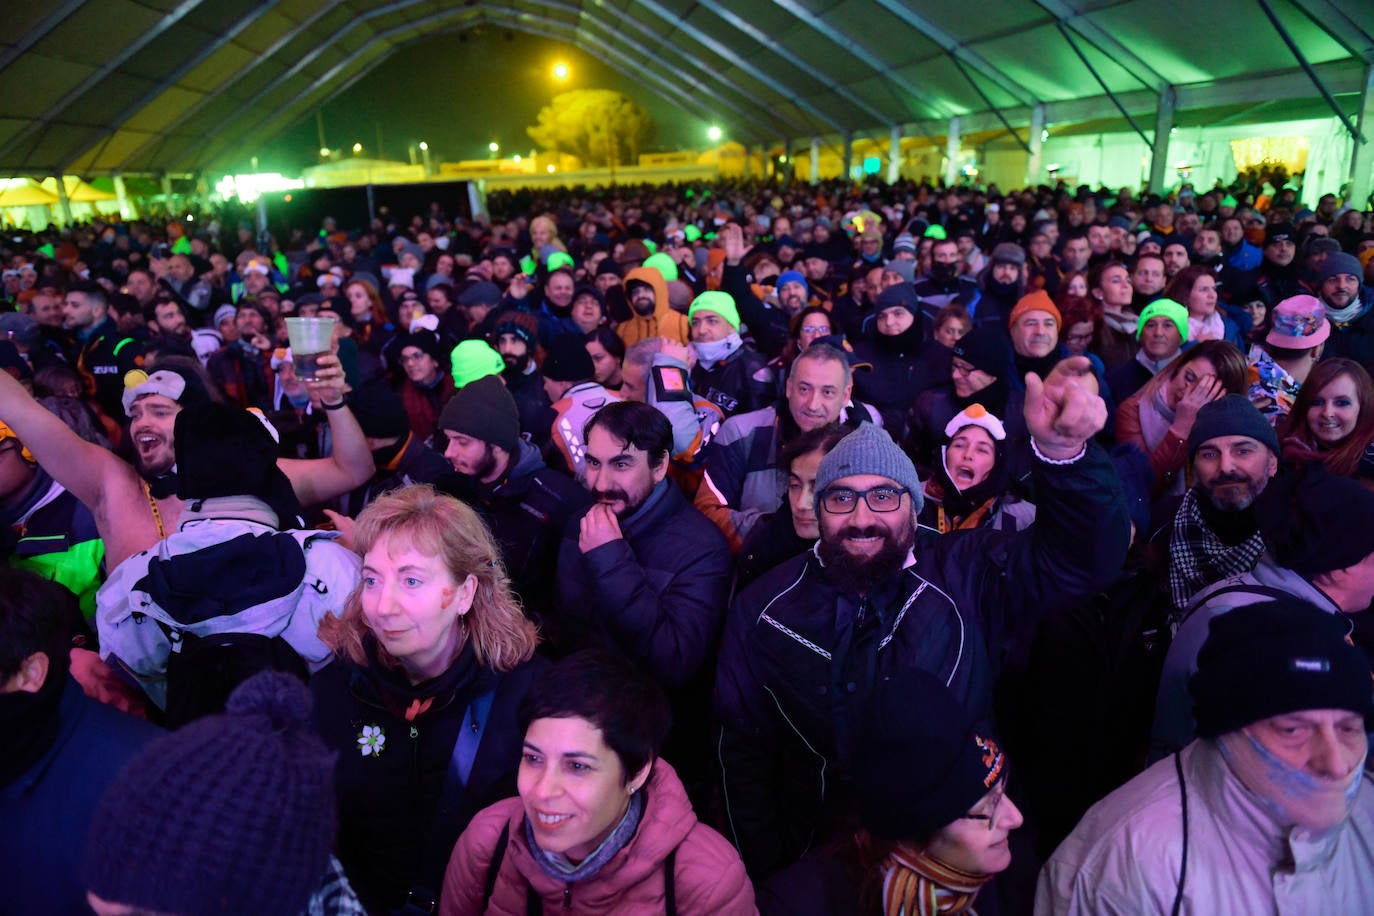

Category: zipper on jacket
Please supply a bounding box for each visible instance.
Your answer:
[563,883,572,908]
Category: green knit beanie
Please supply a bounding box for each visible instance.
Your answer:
[688,291,740,330]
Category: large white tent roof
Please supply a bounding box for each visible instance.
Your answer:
[0,0,1369,177]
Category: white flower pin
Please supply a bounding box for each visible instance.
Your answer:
[357,724,386,757]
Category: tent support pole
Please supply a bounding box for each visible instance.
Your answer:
[949,56,1032,155]
[55,174,74,226]
[1149,87,1176,194]
[888,125,902,183]
[1257,0,1366,144]
[842,132,853,181]
[1350,62,1374,209]
[1056,22,1153,148]
[810,137,820,184]
[1026,103,1046,187]
[945,118,961,187]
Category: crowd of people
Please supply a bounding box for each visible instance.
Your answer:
[3,173,1374,915]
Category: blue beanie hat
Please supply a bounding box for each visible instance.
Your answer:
[776,269,808,297]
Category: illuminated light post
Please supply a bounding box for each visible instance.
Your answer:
[552,62,569,80]
[707,125,723,143]
[352,142,363,155]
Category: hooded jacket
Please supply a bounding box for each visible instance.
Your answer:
[439,760,756,915]
[439,441,590,624]
[1036,739,1374,915]
[1150,558,1335,759]
[618,267,690,347]
[96,505,358,709]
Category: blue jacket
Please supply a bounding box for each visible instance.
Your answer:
[1,677,161,914]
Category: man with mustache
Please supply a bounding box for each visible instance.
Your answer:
[555,400,730,687]
[0,356,374,572]
[716,358,1129,877]
[437,374,588,624]
[1165,395,1282,612]
[1041,597,1374,915]
[1155,461,1374,758]
[1316,252,1374,367]
[555,400,732,805]
[694,342,879,551]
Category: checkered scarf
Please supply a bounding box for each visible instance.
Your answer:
[1168,488,1265,612]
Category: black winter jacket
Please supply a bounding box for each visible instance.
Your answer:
[714,444,1129,877]
[311,641,546,912]
[439,442,589,623]
[692,346,774,420]
[552,481,732,690]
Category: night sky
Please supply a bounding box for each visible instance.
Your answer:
[265,30,711,175]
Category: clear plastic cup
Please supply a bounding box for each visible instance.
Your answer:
[284,316,335,381]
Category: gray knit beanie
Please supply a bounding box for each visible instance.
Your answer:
[814,422,924,514]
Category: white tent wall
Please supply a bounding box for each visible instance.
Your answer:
[975,116,1362,199]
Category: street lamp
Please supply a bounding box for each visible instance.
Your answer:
[488,141,500,159]
[418,141,428,151]
[552,62,569,80]
[418,141,433,177]
[319,147,330,158]
[707,125,723,142]
[352,142,362,154]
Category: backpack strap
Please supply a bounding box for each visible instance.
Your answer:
[1172,751,1189,916]
[665,846,678,916]
[1179,582,1298,630]
[481,821,510,910]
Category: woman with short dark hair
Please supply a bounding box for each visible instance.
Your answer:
[440,650,755,915]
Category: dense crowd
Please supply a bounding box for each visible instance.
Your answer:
[3,175,1374,915]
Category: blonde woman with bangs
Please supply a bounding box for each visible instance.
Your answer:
[312,484,545,913]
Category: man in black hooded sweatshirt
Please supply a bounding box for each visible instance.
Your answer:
[851,283,926,438]
[1254,222,1303,308]
[906,327,1026,479]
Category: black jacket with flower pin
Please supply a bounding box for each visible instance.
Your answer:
[311,637,546,913]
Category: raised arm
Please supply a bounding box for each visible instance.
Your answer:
[277,352,376,506]
[0,364,128,513]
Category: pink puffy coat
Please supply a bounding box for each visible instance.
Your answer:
[440,760,756,915]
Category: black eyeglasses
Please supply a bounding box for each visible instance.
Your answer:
[819,486,907,514]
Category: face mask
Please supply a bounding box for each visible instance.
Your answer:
[691,333,741,367]
[1218,729,1366,831]
[435,236,450,250]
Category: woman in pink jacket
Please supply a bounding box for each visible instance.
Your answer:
[440,650,756,915]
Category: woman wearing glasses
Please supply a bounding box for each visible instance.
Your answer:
[758,667,1024,916]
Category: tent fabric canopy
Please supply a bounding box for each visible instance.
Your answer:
[40,175,116,201]
[0,180,60,207]
[0,0,1369,177]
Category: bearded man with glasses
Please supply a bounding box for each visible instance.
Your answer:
[714,357,1130,880]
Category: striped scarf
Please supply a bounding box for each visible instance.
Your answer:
[881,843,992,916]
